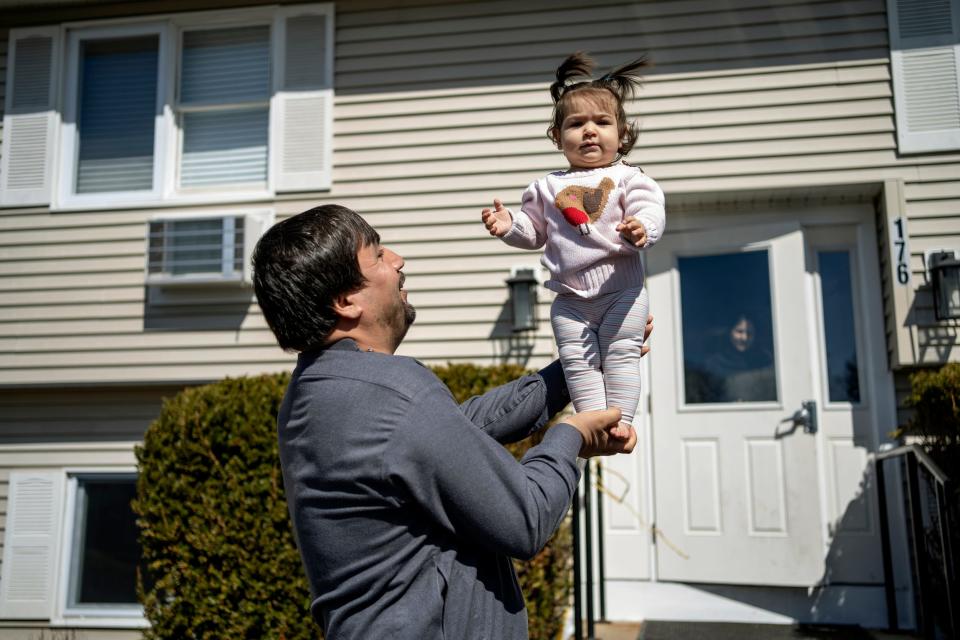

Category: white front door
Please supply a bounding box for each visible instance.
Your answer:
[605,212,891,590]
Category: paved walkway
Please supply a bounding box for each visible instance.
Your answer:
[583,621,920,639]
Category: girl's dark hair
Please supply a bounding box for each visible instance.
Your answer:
[547,51,650,158]
[252,205,379,353]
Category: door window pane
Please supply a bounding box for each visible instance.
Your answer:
[76,36,158,193]
[819,251,861,403]
[680,250,778,404]
[68,475,142,607]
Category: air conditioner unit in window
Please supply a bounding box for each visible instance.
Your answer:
[145,211,272,287]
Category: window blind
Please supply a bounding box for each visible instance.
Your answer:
[179,26,270,187]
[76,36,159,193]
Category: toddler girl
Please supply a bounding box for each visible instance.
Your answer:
[481,52,665,440]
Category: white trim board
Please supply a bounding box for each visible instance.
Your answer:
[603,580,914,630]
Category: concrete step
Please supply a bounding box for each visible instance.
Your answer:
[576,621,922,640]
[637,621,921,640]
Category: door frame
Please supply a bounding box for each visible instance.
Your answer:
[599,192,913,627]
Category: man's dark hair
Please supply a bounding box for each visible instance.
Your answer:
[252,205,379,352]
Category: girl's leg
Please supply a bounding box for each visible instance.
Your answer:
[597,286,649,426]
[551,295,606,413]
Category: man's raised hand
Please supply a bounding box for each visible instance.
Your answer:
[565,408,637,457]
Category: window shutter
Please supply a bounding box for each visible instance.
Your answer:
[0,27,60,206]
[0,471,63,619]
[272,4,334,192]
[888,0,960,153]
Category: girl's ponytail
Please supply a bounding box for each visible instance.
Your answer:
[550,51,596,104]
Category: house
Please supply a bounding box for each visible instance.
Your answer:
[0,0,957,636]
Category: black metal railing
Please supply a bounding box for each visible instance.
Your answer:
[876,444,958,638]
[571,461,607,640]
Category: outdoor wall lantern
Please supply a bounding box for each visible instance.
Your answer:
[506,267,539,332]
[929,250,960,320]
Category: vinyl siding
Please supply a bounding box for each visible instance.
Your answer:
[0,0,957,387]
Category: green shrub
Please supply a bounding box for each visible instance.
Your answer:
[900,362,960,478]
[135,364,571,640]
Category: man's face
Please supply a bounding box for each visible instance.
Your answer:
[353,242,416,350]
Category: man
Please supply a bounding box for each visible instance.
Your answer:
[252,204,647,639]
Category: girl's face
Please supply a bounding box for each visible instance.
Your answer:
[556,91,621,170]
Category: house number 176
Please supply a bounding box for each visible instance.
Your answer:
[892,217,911,286]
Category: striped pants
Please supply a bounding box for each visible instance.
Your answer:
[550,286,648,425]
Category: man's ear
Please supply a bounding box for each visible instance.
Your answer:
[332,291,362,320]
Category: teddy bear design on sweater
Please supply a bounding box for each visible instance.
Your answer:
[554,176,615,236]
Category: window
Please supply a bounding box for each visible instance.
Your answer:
[0,470,146,625]
[64,474,143,615]
[679,250,778,405]
[0,4,334,208]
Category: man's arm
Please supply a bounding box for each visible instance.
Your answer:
[458,360,569,444]
[386,379,582,560]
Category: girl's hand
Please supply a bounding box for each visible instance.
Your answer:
[481,199,513,237]
[616,216,648,247]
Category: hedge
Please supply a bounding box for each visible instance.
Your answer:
[899,362,960,479]
[134,364,571,640]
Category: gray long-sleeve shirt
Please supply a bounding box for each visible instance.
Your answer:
[277,338,582,639]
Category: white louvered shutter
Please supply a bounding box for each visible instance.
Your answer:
[0,471,63,619]
[272,4,334,192]
[888,0,960,153]
[0,27,60,206]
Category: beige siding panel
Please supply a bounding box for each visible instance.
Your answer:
[3,362,296,385]
[0,286,142,306]
[337,117,896,163]
[0,224,144,246]
[4,314,269,337]
[336,20,888,74]
[0,629,142,640]
[0,443,138,468]
[336,85,892,133]
[0,271,146,291]
[0,387,177,442]
[905,181,960,201]
[905,200,960,220]
[335,134,897,182]
[338,3,885,58]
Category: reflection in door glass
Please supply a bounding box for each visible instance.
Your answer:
[819,251,860,403]
[680,251,778,404]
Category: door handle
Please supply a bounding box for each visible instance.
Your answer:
[789,400,818,435]
[776,400,818,438]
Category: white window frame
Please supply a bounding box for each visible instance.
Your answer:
[49,4,332,211]
[54,468,148,628]
[57,22,171,210]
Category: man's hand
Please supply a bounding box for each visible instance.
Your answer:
[481,199,513,237]
[616,216,648,247]
[641,313,653,356]
[564,408,637,457]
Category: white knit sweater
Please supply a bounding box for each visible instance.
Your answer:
[501,162,666,298]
